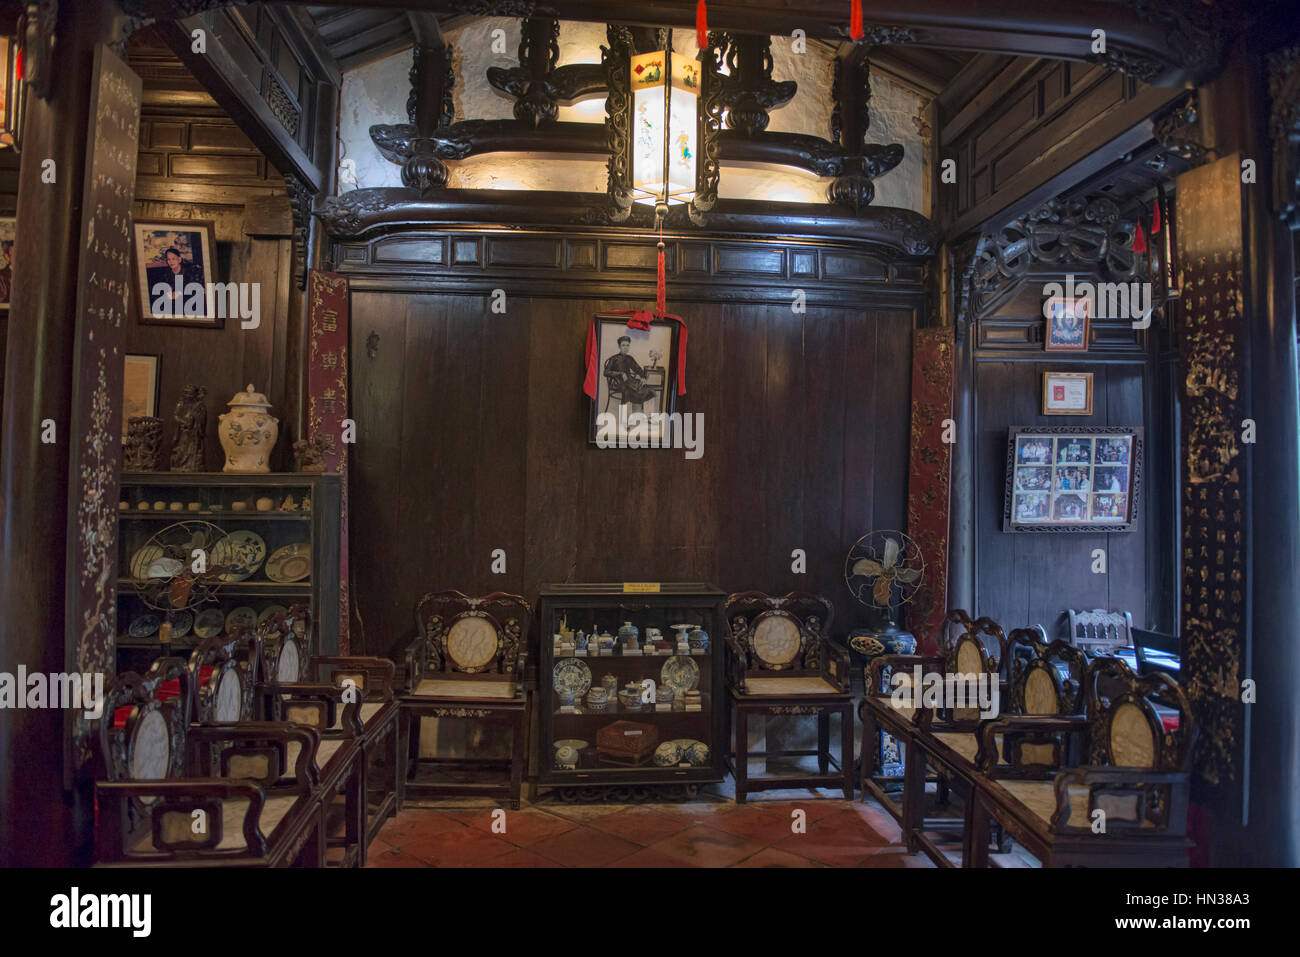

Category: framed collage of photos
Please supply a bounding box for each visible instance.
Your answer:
[1003,426,1142,532]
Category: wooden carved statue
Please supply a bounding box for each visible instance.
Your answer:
[169,385,207,472]
[293,436,327,473]
[124,416,164,471]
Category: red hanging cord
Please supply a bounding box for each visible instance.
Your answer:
[850,0,863,40]
[656,234,667,318]
[696,1,708,49]
[1151,197,1162,234]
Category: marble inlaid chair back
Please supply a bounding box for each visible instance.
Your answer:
[933,610,1007,722]
[256,604,312,686]
[1006,630,1088,716]
[1067,608,1133,657]
[99,664,188,787]
[415,590,530,676]
[726,591,833,673]
[1084,657,1195,772]
[188,635,255,723]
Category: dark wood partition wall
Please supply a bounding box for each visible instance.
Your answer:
[337,233,923,659]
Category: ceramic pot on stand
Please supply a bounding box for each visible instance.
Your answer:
[218,384,279,473]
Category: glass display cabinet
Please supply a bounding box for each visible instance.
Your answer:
[115,472,340,670]
[537,583,726,794]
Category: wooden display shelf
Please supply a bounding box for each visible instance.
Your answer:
[118,509,313,521]
[117,578,312,596]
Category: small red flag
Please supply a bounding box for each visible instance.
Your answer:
[1133,222,1147,254]
[850,0,863,40]
[697,1,708,49]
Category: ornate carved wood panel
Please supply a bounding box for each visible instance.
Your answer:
[906,327,954,653]
[1175,154,1248,791]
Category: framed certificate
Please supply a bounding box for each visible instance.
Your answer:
[1042,371,1093,415]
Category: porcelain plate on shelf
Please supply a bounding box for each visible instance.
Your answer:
[660,655,700,695]
[211,530,267,582]
[193,608,225,639]
[257,604,288,625]
[553,658,592,697]
[265,542,311,583]
[224,606,258,634]
[128,613,160,639]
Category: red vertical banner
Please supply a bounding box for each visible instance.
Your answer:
[307,271,351,653]
[906,327,954,654]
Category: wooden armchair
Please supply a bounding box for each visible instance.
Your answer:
[724,591,853,801]
[1067,607,1134,657]
[400,590,531,809]
[95,660,325,867]
[967,656,1196,867]
[252,605,400,866]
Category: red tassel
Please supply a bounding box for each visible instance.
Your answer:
[850,0,863,40]
[656,242,667,317]
[1151,199,1162,234]
[696,0,707,49]
[1133,222,1147,254]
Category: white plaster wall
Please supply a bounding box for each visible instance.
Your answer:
[335,22,928,213]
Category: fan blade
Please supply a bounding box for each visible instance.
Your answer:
[883,537,901,570]
[895,567,921,584]
[873,576,894,606]
[851,558,884,578]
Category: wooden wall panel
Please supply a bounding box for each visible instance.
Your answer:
[347,291,916,658]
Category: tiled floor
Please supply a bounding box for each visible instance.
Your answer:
[367,791,943,868]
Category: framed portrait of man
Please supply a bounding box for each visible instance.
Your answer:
[132,218,219,327]
[588,313,680,446]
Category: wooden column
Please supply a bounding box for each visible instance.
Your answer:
[0,0,123,867]
[1192,31,1300,866]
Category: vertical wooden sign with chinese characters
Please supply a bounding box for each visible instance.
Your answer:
[1176,154,1247,795]
[64,46,142,777]
[308,271,351,652]
[906,327,954,654]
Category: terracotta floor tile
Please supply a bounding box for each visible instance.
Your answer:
[589,807,691,845]
[529,825,642,867]
[708,806,808,845]
[771,822,883,867]
[604,845,700,868]
[403,826,516,867]
[377,809,466,844]
[365,846,432,868]
[468,847,563,868]
[803,808,896,847]
[446,807,577,846]
[732,847,827,868]
[533,802,627,824]
[749,799,849,823]
[649,824,766,868]
[856,848,937,868]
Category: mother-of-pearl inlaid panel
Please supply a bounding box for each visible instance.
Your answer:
[215,670,243,721]
[130,708,170,780]
[752,616,801,666]
[447,617,499,670]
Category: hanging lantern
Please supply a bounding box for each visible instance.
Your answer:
[630,48,700,219]
[0,26,22,150]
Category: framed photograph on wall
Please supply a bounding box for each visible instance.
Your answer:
[132,218,220,327]
[1044,296,1090,351]
[121,353,160,439]
[1042,371,1093,414]
[0,216,15,310]
[1003,426,1142,532]
[588,313,680,446]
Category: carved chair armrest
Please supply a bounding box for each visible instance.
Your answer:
[974,715,1092,775]
[264,681,364,737]
[309,655,397,700]
[404,635,427,692]
[515,644,530,692]
[821,637,851,692]
[865,654,944,696]
[95,778,271,862]
[1049,766,1190,834]
[724,634,749,692]
[187,721,322,787]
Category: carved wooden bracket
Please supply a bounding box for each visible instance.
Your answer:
[283,172,313,290]
[827,54,903,213]
[21,0,58,101]
[1152,93,1209,168]
[959,193,1141,322]
[486,16,604,128]
[371,42,460,192]
[717,34,796,138]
